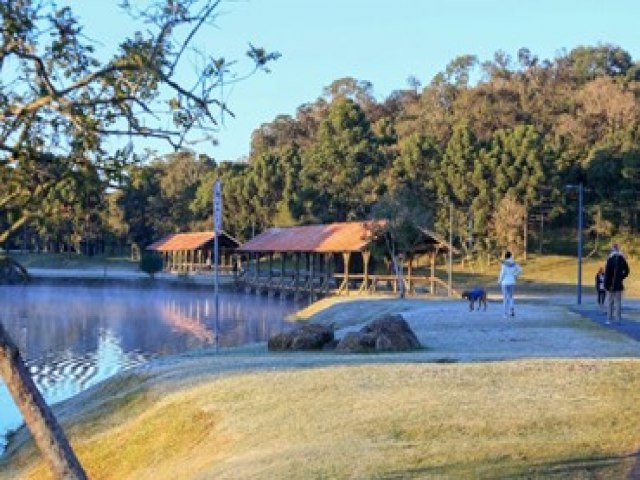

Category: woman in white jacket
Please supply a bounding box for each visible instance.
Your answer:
[498,251,522,318]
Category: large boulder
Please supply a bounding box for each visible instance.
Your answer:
[335,314,421,353]
[268,323,334,351]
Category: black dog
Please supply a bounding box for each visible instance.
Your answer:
[461,288,487,311]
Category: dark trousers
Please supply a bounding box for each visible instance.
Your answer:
[597,290,606,305]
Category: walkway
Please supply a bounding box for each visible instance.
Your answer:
[571,305,640,342]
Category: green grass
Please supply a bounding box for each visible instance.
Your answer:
[3,360,640,479]
[8,252,137,270]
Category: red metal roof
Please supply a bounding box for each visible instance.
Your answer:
[147,231,238,252]
[237,221,382,253]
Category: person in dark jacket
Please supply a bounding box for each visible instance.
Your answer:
[604,243,630,324]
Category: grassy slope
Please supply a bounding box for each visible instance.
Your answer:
[438,253,640,298]
[3,361,640,479]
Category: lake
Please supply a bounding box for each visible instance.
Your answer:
[0,284,301,449]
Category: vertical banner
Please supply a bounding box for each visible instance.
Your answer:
[213,179,222,349]
[213,179,222,234]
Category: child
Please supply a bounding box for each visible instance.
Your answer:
[595,267,606,308]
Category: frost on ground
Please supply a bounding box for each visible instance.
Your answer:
[125,296,640,397]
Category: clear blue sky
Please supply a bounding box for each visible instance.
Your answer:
[72,0,640,162]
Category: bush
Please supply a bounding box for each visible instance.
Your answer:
[139,252,163,278]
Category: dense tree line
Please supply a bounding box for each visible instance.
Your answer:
[5,44,640,257]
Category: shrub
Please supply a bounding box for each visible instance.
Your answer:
[139,252,164,279]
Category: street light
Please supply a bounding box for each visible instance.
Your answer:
[566,183,584,305]
[448,203,453,297]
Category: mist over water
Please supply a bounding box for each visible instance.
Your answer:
[0,284,300,450]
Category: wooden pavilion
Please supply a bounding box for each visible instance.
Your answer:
[146,231,239,273]
[236,221,457,299]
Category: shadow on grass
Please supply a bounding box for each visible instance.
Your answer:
[381,452,638,479]
[445,269,583,296]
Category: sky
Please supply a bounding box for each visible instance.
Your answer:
[71,0,640,162]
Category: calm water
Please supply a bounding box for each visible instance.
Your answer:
[0,284,300,449]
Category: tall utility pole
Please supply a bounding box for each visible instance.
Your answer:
[577,182,584,305]
[566,183,584,305]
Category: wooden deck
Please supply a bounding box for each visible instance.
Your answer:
[237,269,454,299]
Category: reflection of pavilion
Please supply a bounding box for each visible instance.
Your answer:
[161,302,215,344]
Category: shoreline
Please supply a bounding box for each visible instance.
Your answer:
[25,267,238,291]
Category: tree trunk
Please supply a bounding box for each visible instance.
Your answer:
[0,323,87,480]
[392,255,406,299]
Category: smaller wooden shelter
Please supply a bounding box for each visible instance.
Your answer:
[146,231,239,272]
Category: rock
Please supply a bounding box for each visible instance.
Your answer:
[268,323,334,351]
[335,314,421,353]
[267,332,293,351]
[334,332,373,353]
[0,256,30,284]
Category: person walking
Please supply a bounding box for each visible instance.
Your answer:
[498,251,522,318]
[604,243,630,324]
[595,266,606,308]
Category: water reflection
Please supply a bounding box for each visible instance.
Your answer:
[0,285,299,449]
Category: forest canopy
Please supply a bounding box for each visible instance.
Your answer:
[3,39,640,258]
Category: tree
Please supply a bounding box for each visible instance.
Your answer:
[117,162,166,248]
[0,0,279,246]
[369,188,433,298]
[492,195,527,255]
[300,98,386,222]
[0,1,278,477]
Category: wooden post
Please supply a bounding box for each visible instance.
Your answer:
[362,250,371,294]
[281,252,287,278]
[325,253,332,293]
[308,253,314,300]
[0,325,87,479]
[268,253,274,296]
[430,252,436,295]
[294,252,301,299]
[342,252,351,295]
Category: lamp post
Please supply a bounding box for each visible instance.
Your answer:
[448,203,453,297]
[566,183,584,305]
